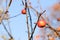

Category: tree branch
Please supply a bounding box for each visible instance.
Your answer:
[5,0,12,14]
[29,10,46,40]
[2,21,13,39]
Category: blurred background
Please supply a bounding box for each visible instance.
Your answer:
[0,0,60,40]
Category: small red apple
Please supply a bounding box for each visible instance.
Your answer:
[21,9,26,14]
[37,20,46,28]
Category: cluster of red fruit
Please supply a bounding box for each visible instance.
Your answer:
[21,9,46,28]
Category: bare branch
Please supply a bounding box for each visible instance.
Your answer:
[29,10,46,40]
[9,14,20,19]
[2,21,13,39]
[5,0,12,14]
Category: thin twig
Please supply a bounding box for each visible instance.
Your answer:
[8,0,12,7]
[7,20,12,35]
[26,14,30,40]
[47,24,60,37]
[2,21,13,39]
[41,14,60,37]
[22,0,24,5]
[28,8,33,31]
[25,0,30,40]
[9,14,20,19]
[29,6,38,16]
[27,5,33,40]
[5,0,12,14]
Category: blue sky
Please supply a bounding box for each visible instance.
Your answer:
[0,0,59,40]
